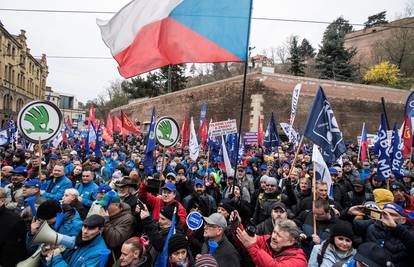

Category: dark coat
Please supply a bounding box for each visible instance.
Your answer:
[354,220,414,267]
[201,235,240,267]
[0,205,27,267]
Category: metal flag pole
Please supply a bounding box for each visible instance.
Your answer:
[234,0,254,176]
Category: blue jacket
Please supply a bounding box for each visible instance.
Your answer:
[48,235,109,267]
[65,162,74,176]
[42,175,73,201]
[75,181,98,207]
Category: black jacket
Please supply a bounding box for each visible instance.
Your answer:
[201,235,240,267]
[0,205,27,267]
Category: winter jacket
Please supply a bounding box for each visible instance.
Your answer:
[75,181,98,207]
[138,183,187,228]
[256,217,275,235]
[201,235,240,267]
[42,175,73,201]
[183,193,216,216]
[65,162,74,177]
[353,219,414,266]
[246,235,307,267]
[48,235,109,267]
[4,182,24,209]
[103,202,135,252]
[0,205,27,267]
[308,242,356,267]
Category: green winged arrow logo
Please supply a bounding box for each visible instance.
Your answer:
[23,106,53,134]
[157,120,174,142]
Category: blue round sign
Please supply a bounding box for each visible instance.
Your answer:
[186,212,204,231]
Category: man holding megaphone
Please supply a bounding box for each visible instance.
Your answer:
[26,199,83,254]
[44,214,110,266]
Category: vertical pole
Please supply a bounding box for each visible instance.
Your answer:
[234,0,254,176]
[357,122,364,163]
[288,137,304,177]
[381,97,390,130]
[38,137,42,179]
[312,161,317,236]
[168,65,172,93]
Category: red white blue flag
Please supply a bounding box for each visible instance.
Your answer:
[97,0,253,78]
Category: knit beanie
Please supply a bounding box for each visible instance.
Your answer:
[168,234,188,255]
[195,254,219,267]
[218,200,235,214]
[36,200,62,220]
[160,203,177,221]
[330,220,354,241]
[373,188,394,208]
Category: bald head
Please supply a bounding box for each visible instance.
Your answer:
[2,166,13,177]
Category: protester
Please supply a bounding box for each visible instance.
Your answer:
[113,237,151,267]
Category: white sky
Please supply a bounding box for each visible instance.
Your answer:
[0,0,409,103]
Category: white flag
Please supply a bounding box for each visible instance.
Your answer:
[189,117,199,161]
[312,144,333,199]
[289,83,301,142]
[0,129,8,146]
[52,130,63,147]
[221,136,234,177]
[280,122,299,145]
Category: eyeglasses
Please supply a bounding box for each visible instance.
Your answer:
[166,176,176,181]
[204,223,220,229]
[266,184,277,187]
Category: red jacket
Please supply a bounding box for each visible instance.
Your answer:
[138,183,188,228]
[247,235,307,267]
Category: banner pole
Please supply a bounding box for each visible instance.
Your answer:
[234,0,253,176]
[288,137,304,177]
[312,161,317,236]
[38,137,42,179]
[357,122,364,163]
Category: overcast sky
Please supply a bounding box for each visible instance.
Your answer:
[0,0,409,103]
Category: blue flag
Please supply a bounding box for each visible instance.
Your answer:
[264,112,280,150]
[154,207,177,267]
[303,87,346,164]
[143,108,156,176]
[405,91,414,116]
[94,124,103,158]
[389,123,404,179]
[376,113,392,181]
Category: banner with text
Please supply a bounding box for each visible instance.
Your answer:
[209,120,238,138]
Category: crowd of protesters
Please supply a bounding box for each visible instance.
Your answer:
[0,133,414,267]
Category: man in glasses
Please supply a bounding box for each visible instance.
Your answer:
[201,213,240,267]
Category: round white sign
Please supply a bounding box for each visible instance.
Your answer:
[17,100,63,143]
[155,117,180,147]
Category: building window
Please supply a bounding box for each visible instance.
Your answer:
[4,94,12,111]
[16,99,24,111]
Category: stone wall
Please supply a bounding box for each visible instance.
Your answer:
[112,72,409,140]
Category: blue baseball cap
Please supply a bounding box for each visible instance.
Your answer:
[49,154,59,160]
[12,166,28,175]
[329,168,338,175]
[260,164,268,170]
[23,179,41,188]
[95,185,112,194]
[384,203,405,217]
[162,183,176,192]
[195,179,204,186]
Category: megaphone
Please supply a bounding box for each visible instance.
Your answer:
[16,248,41,267]
[32,221,75,249]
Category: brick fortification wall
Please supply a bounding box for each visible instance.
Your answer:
[112,72,409,140]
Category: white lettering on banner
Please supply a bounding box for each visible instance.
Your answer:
[209,120,238,138]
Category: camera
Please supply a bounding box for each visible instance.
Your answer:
[245,226,256,237]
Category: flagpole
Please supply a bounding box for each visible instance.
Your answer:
[234,0,254,176]
[357,123,364,163]
[38,137,42,179]
[312,161,317,236]
[288,137,304,177]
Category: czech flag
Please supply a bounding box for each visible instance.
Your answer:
[97,0,252,78]
[360,123,368,162]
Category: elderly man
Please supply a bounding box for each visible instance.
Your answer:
[20,179,46,220]
[4,166,28,209]
[98,191,135,258]
[237,219,307,267]
[201,213,240,267]
[45,215,109,266]
[1,165,13,186]
[115,176,139,212]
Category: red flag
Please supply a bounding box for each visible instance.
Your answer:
[66,116,72,129]
[106,114,113,137]
[122,128,129,140]
[88,103,95,128]
[121,111,141,136]
[360,123,368,162]
[102,127,114,144]
[181,116,189,148]
[402,115,412,158]
[113,116,122,133]
[199,119,208,149]
[258,115,264,146]
[62,129,68,144]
